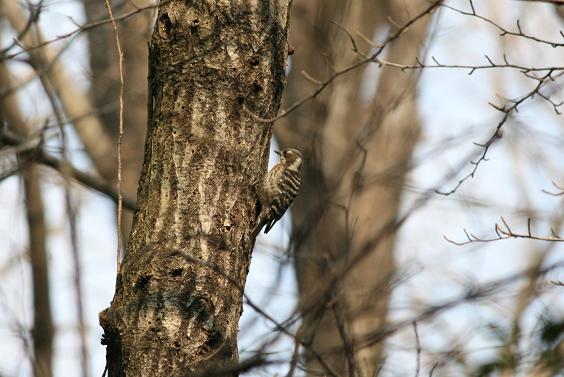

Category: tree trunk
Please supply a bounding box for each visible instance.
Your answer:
[0,63,54,377]
[276,0,433,375]
[99,1,292,375]
[23,163,54,377]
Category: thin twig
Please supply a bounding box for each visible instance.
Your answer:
[284,340,301,377]
[1,0,173,62]
[104,0,125,272]
[352,261,564,351]
[542,181,564,196]
[3,0,116,179]
[243,0,442,124]
[444,217,563,245]
[443,1,564,48]
[376,57,563,74]
[413,321,421,377]
[436,70,560,196]
[332,301,361,377]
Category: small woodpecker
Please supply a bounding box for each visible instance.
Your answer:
[254,148,303,235]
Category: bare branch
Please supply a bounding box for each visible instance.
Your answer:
[103,0,126,272]
[0,129,136,210]
[376,57,564,73]
[542,181,564,196]
[436,70,560,195]
[1,0,173,62]
[445,217,563,245]
[3,0,116,179]
[243,0,442,123]
[413,321,421,377]
[442,2,564,47]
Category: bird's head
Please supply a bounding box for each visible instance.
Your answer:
[276,148,303,172]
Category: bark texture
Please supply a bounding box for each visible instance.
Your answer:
[100,1,291,376]
[276,0,432,375]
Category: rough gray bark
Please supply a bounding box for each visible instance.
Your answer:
[99,1,292,376]
[276,0,432,375]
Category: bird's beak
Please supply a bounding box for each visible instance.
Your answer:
[274,150,281,156]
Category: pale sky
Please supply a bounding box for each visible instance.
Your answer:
[0,1,563,376]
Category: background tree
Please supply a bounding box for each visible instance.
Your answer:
[0,60,53,377]
[275,1,434,374]
[83,0,152,239]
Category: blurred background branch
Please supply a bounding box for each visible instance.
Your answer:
[0,0,562,376]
